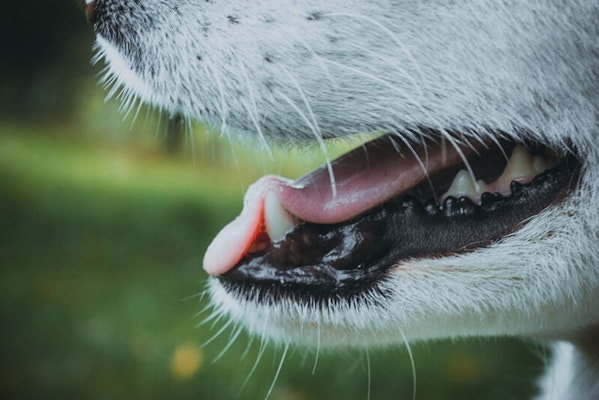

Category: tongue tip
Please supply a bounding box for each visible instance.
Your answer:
[202,217,249,276]
[203,175,287,276]
[203,256,231,276]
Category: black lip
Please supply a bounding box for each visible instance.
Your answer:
[219,152,580,302]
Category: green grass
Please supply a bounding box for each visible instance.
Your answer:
[0,124,544,400]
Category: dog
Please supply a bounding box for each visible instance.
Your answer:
[80,0,599,398]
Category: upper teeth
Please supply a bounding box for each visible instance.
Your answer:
[440,170,485,204]
[263,144,559,238]
[440,144,557,205]
[501,144,536,182]
[264,190,297,242]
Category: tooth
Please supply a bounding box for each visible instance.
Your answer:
[264,191,297,242]
[440,169,486,203]
[533,155,548,174]
[533,154,557,174]
[502,144,536,182]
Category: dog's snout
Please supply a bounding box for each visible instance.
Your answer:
[77,0,96,25]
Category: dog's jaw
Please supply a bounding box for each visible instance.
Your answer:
[209,182,599,346]
[88,0,599,352]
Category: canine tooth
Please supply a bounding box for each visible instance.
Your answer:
[264,191,297,242]
[533,155,549,174]
[440,169,485,203]
[501,144,536,182]
[533,154,557,174]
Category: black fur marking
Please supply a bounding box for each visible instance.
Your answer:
[92,0,160,72]
[307,12,323,21]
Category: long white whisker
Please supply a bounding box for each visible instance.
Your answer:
[399,328,417,400]
[204,62,229,137]
[241,335,255,360]
[203,318,234,347]
[238,336,268,396]
[274,87,337,198]
[204,60,241,178]
[318,57,447,134]
[441,130,477,183]
[238,60,274,159]
[223,132,247,196]
[185,116,196,163]
[325,12,426,88]
[365,347,372,400]
[204,308,227,327]
[311,321,321,375]
[279,66,335,190]
[183,287,208,304]
[194,302,217,321]
[212,325,244,363]
[330,39,423,100]
[285,30,338,88]
[239,306,273,396]
[265,343,289,400]
[128,95,145,127]
[321,58,413,106]
[484,130,510,162]
[390,132,437,201]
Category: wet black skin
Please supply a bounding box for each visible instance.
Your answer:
[219,154,580,303]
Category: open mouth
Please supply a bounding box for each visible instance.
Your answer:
[206,130,580,302]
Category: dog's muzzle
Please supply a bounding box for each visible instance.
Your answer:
[205,131,580,302]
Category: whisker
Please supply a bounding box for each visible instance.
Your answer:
[180,288,207,304]
[440,130,477,184]
[265,343,289,400]
[399,327,417,400]
[238,60,273,159]
[127,95,145,127]
[204,61,229,137]
[324,12,426,88]
[194,302,216,321]
[329,39,424,101]
[285,30,338,88]
[225,133,248,196]
[185,116,197,162]
[213,324,244,363]
[238,334,268,396]
[311,320,321,375]
[241,335,255,360]
[202,318,234,347]
[274,85,337,198]
[365,347,372,400]
[485,130,510,162]
[198,306,227,327]
[279,65,335,180]
[391,132,437,201]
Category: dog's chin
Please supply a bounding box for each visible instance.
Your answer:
[207,129,584,346]
[208,201,594,347]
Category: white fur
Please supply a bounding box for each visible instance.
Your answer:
[536,340,599,400]
[91,0,599,398]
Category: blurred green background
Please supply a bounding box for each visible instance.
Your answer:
[0,2,546,399]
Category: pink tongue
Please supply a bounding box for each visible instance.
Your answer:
[204,136,473,275]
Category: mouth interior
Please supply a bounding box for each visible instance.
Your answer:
[212,132,579,300]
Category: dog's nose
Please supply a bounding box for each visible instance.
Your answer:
[77,0,96,25]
